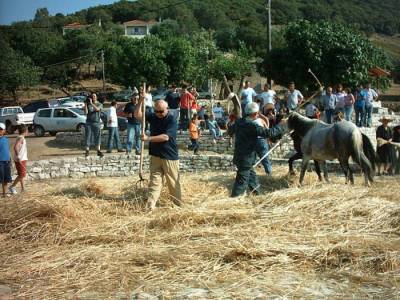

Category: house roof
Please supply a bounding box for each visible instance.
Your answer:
[123,19,158,26]
[63,22,88,29]
[369,67,391,77]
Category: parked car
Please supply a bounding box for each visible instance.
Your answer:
[73,91,90,98]
[0,106,35,134]
[197,89,215,100]
[100,111,128,131]
[152,89,168,101]
[23,99,60,114]
[33,107,88,137]
[112,89,133,102]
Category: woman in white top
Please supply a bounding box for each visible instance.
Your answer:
[9,125,28,194]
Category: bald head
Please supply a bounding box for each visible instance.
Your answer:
[154,100,169,118]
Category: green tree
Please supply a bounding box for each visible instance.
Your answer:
[0,39,42,102]
[259,20,392,90]
[106,36,168,88]
[164,37,195,84]
[34,7,49,22]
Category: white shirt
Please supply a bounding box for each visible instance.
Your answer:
[107,106,118,128]
[145,93,153,108]
[335,92,346,109]
[212,106,224,119]
[15,136,28,161]
[286,89,304,110]
[258,90,276,106]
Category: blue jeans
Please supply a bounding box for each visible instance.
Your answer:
[255,138,272,175]
[85,122,101,149]
[355,105,365,127]
[364,105,373,127]
[209,127,222,139]
[344,105,353,122]
[107,127,122,151]
[325,109,335,124]
[126,123,141,153]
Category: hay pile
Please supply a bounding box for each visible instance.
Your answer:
[0,167,399,299]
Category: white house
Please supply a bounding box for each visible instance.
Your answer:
[123,19,158,38]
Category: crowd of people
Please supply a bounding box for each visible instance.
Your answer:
[1,80,399,204]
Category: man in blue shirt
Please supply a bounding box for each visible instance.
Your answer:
[320,86,338,124]
[135,97,181,212]
[362,83,378,127]
[240,81,257,115]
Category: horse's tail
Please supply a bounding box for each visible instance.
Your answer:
[361,133,377,172]
[350,130,375,181]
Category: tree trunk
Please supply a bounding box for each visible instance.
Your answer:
[88,63,91,77]
[237,77,245,95]
[12,89,18,104]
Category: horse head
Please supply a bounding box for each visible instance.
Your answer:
[287,111,317,138]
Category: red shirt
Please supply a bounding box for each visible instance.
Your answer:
[180,91,195,109]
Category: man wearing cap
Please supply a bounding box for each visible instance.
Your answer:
[376,115,395,175]
[228,102,286,197]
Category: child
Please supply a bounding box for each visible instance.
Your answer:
[206,114,223,144]
[0,123,12,197]
[188,115,200,155]
[9,125,28,194]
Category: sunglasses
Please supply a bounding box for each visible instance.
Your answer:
[155,110,165,114]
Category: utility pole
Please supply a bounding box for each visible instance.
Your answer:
[267,0,272,52]
[266,0,272,88]
[101,50,105,93]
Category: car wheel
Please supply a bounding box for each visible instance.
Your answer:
[49,131,57,136]
[34,125,45,137]
[6,122,14,134]
[77,123,85,133]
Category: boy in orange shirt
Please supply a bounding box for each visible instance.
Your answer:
[188,114,200,155]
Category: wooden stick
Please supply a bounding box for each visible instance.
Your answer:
[139,82,146,181]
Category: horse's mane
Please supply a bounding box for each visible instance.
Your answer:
[288,112,320,137]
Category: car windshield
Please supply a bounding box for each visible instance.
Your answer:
[70,108,85,115]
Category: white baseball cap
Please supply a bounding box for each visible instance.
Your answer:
[0,123,5,130]
[245,102,259,114]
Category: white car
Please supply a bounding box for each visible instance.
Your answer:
[33,107,87,137]
[0,106,35,134]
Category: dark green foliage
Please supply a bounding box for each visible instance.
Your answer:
[259,20,392,90]
[0,39,42,101]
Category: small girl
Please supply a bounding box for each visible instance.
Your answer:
[9,125,28,194]
[0,123,12,197]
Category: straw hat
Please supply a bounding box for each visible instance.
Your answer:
[378,115,393,123]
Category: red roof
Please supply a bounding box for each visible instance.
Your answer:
[369,67,391,77]
[123,19,158,26]
[63,22,88,29]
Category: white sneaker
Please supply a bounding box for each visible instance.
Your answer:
[9,187,17,194]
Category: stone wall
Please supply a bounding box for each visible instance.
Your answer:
[26,154,236,180]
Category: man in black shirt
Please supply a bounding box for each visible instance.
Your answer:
[165,85,180,122]
[124,94,141,155]
[135,97,181,211]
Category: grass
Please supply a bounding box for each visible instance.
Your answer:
[0,167,399,299]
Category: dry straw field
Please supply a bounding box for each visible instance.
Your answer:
[0,167,399,299]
